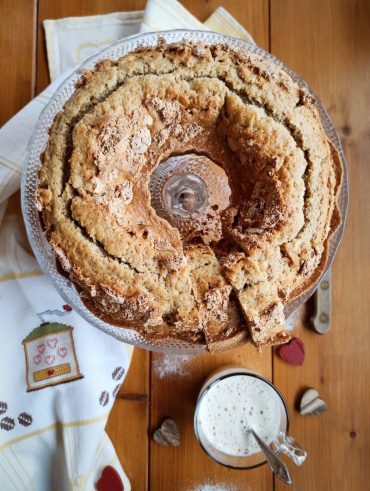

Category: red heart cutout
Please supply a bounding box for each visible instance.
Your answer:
[278,337,305,365]
[96,466,124,491]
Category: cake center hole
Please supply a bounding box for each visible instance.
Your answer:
[162,173,208,217]
[149,153,231,243]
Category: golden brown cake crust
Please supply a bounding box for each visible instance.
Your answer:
[37,40,342,350]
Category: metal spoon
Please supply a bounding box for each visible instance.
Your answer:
[248,428,292,485]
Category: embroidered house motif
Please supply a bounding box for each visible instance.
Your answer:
[23,323,83,391]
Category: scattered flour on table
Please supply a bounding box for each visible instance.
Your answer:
[153,353,194,379]
[188,482,240,491]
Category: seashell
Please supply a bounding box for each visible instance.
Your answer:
[153,418,180,446]
[300,388,327,415]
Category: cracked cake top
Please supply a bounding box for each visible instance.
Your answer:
[37,40,342,351]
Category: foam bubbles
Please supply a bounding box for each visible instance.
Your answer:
[197,375,281,457]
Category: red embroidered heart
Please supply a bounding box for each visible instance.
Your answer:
[37,343,45,354]
[45,355,55,365]
[278,337,305,365]
[33,354,41,365]
[47,338,58,349]
[96,466,124,491]
[47,369,55,376]
[58,347,67,358]
[63,304,72,311]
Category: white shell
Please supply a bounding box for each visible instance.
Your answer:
[300,388,327,415]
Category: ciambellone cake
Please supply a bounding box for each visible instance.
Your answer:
[37,40,342,351]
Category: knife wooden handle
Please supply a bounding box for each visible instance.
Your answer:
[311,269,331,334]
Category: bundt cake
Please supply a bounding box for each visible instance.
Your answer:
[37,40,342,350]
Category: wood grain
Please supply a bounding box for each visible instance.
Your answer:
[0,0,36,126]
[0,0,36,215]
[148,4,271,490]
[34,3,150,488]
[150,345,273,491]
[271,0,370,489]
[36,0,147,93]
[106,348,150,490]
[4,1,370,490]
[181,0,269,47]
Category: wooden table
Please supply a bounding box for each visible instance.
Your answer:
[2,1,369,489]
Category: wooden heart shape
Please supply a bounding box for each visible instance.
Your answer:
[278,337,305,365]
[96,466,124,491]
[300,388,327,415]
[153,418,180,446]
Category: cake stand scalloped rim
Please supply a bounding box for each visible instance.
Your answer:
[21,29,349,354]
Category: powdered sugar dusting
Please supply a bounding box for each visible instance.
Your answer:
[188,482,240,491]
[153,353,194,379]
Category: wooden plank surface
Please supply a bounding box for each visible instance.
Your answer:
[271,1,370,490]
[150,345,273,491]
[0,0,36,215]
[3,1,370,490]
[106,349,150,490]
[148,5,271,490]
[35,2,150,489]
[0,0,36,126]
[36,0,146,95]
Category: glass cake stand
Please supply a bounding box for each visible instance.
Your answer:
[21,29,349,353]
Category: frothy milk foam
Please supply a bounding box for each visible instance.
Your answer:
[197,375,282,457]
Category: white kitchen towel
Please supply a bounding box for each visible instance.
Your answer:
[44,0,254,81]
[0,217,132,490]
[0,0,253,490]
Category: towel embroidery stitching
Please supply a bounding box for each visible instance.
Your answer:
[23,306,83,392]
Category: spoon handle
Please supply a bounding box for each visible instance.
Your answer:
[250,429,292,485]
